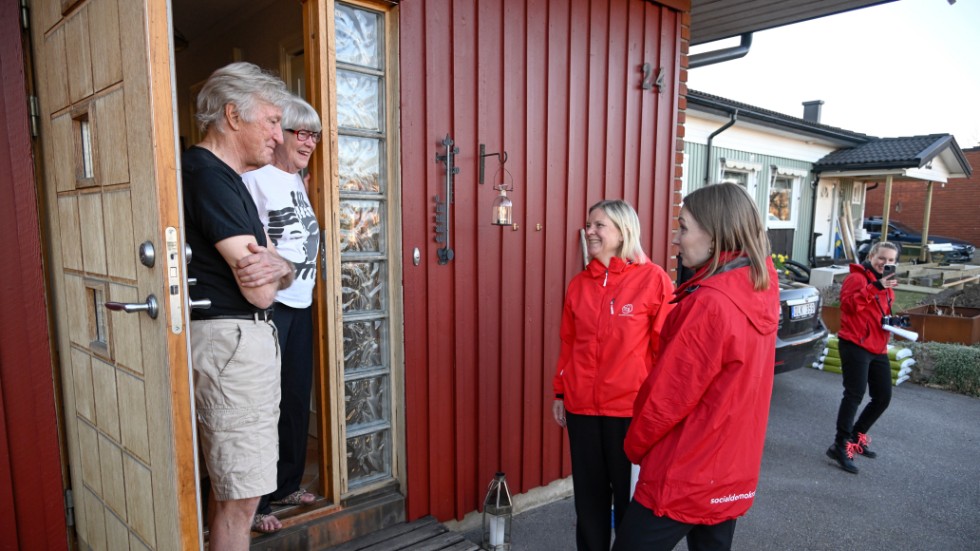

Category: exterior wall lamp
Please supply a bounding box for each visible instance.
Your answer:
[480,144,513,226]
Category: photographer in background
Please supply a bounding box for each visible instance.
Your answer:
[827,241,900,474]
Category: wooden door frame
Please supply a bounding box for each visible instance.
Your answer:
[0,3,68,548]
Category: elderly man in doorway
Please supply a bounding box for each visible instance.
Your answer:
[182,61,295,550]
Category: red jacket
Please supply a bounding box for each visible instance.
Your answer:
[838,263,894,354]
[553,257,674,417]
[625,259,779,525]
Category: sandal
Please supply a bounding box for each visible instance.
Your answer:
[270,489,317,506]
[251,513,282,534]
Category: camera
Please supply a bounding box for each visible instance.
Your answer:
[882,315,911,328]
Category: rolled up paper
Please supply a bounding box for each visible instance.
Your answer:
[883,324,919,342]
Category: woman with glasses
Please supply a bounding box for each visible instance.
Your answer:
[242,95,322,533]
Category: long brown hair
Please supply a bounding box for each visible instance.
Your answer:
[681,183,772,290]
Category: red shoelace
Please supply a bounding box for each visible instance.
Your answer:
[854,432,871,453]
[845,441,862,459]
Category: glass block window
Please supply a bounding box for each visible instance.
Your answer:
[336,1,392,490]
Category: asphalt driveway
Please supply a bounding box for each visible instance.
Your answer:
[493,367,980,550]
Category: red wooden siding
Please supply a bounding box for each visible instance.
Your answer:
[0,4,68,548]
[399,0,683,521]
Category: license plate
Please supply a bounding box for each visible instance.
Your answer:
[791,302,817,320]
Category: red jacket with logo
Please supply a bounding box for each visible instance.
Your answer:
[625,259,779,525]
[553,257,674,417]
[838,263,894,354]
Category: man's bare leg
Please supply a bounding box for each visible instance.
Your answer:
[209,496,260,551]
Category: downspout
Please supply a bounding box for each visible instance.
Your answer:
[704,110,737,184]
[689,33,753,69]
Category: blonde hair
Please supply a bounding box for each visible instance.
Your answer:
[868,241,900,258]
[589,200,646,263]
[681,183,771,290]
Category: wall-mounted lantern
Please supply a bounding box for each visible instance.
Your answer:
[480,144,513,226]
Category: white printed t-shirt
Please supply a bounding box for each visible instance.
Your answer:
[242,164,320,308]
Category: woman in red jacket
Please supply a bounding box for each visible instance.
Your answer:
[826,241,900,474]
[613,183,779,551]
[552,199,674,551]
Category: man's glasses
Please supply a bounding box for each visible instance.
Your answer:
[285,129,322,143]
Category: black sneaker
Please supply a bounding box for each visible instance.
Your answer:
[852,432,877,459]
[826,442,859,474]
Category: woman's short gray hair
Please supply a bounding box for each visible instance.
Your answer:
[195,62,291,134]
[282,96,322,133]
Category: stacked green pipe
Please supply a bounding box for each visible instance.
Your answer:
[811,335,914,386]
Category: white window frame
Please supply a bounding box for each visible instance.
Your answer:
[718,158,761,199]
[767,167,807,229]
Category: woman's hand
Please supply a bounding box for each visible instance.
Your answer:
[552,400,566,427]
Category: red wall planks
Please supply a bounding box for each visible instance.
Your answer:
[400,0,683,521]
[0,2,68,547]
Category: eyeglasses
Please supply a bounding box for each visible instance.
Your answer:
[285,129,322,143]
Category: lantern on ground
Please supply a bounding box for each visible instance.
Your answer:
[482,472,512,550]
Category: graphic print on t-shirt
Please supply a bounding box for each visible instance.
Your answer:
[266,190,320,281]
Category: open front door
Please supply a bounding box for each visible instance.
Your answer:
[30,0,199,548]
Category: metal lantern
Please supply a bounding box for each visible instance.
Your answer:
[482,472,513,550]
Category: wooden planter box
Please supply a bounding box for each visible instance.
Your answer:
[904,305,980,345]
[822,305,841,334]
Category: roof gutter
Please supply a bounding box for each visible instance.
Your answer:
[689,94,871,145]
[705,109,738,184]
[689,33,753,69]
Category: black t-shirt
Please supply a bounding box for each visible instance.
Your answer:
[182,146,268,316]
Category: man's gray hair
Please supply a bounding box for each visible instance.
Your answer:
[195,62,291,134]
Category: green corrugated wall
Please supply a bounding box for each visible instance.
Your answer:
[684,142,816,263]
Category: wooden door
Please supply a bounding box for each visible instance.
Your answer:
[30,0,198,548]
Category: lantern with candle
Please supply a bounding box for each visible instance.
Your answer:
[482,472,512,550]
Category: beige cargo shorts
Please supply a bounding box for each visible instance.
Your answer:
[191,319,281,501]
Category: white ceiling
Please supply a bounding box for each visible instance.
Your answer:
[689,0,896,45]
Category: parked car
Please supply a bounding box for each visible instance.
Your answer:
[861,217,976,263]
[775,280,827,374]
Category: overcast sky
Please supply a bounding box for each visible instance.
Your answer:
[687,0,980,149]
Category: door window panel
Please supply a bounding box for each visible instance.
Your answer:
[339,200,383,253]
[337,70,381,131]
[342,262,386,313]
[343,320,385,372]
[335,4,382,69]
[346,430,390,483]
[339,136,382,192]
[336,1,392,491]
[344,375,389,427]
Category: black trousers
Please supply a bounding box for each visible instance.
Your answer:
[612,501,737,551]
[565,412,632,551]
[834,337,892,445]
[258,304,314,514]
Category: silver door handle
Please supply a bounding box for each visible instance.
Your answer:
[106,295,159,319]
[189,298,212,310]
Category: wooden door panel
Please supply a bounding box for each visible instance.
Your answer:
[31,0,197,548]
